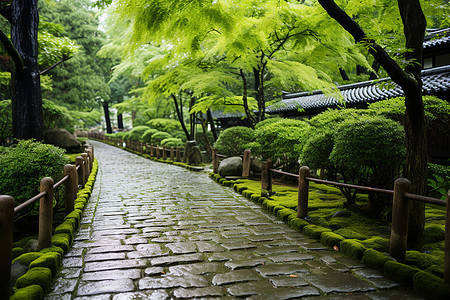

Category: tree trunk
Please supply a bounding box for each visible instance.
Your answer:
[318,0,428,250]
[206,109,218,141]
[10,0,43,141]
[253,66,265,122]
[102,101,112,134]
[189,97,196,140]
[117,113,124,130]
[240,69,256,128]
[172,94,191,140]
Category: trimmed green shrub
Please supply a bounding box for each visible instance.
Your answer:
[301,130,334,170]
[214,126,255,156]
[362,249,394,270]
[125,126,151,141]
[329,116,405,212]
[146,118,182,132]
[151,132,173,145]
[141,128,160,143]
[384,260,420,285]
[161,138,184,148]
[16,267,52,291]
[250,119,310,172]
[0,140,68,214]
[10,285,44,300]
[340,239,367,259]
[413,271,450,299]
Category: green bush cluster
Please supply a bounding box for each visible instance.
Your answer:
[10,158,99,299]
[0,140,68,215]
[214,126,255,156]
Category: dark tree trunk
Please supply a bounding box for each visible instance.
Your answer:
[318,0,427,249]
[117,113,124,130]
[189,97,196,140]
[102,101,112,134]
[253,66,265,122]
[240,69,256,128]
[10,0,43,140]
[206,109,218,141]
[339,68,350,81]
[171,94,191,140]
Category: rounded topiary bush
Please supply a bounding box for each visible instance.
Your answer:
[125,126,151,141]
[214,126,255,157]
[161,138,184,148]
[151,132,173,145]
[0,140,68,214]
[301,130,334,170]
[141,128,160,144]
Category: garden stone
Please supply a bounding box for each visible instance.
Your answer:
[218,157,242,177]
[44,128,82,153]
[184,140,203,165]
[250,157,262,175]
[331,210,351,218]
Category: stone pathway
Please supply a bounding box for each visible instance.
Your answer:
[45,141,423,299]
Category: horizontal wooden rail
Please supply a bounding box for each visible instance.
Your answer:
[53,174,70,190]
[14,191,47,215]
[404,192,446,206]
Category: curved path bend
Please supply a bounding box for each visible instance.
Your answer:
[45,141,423,299]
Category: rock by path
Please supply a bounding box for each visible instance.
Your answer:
[45,141,423,299]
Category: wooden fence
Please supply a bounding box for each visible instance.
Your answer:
[80,131,185,163]
[212,149,450,285]
[0,145,94,299]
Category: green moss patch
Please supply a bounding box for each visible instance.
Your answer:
[362,249,393,270]
[289,217,310,231]
[359,237,390,252]
[12,247,25,260]
[303,225,331,239]
[39,246,64,256]
[334,228,368,240]
[51,233,71,253]
[10,284,44,300]
[13,252,43,267]
[340,239,367,259]
[16,267,52,291]
[29,252,61,276]
[384,260,420,285]
[413,271,450,300]
[405,250,442,270]
[320,232,345,247]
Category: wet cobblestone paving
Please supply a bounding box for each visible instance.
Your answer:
[46,141,423,299]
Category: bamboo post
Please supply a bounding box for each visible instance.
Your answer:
[242,149,251,178]
[38,177,54,250]
[0,195,14,299]
[261,158,272,197]
[76,156,84,187]
[297,166,310,218]
[389,178,411,262]
[170,146,175,161]
[445,190,450,285]
[64,164,77,214]
[212,148,219,174]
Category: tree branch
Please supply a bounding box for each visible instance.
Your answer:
[0,28,24,71]
[317,0,410,88]
[40,56,72,75]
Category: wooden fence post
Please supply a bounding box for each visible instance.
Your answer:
[297,166,310,218]
[389,178,411,262]
[0,195,14,300]
[162,146,167,160]
[170,146,175,161]
[38,177,54,250]
[242,149,251,178]
[261,158,272,197]
[212,148,219,174]
[81,153,89,184]
[176,148,181,162]
[76,156,84,187]
[156,146,160,159]
[445,189,450,285]
[64,164,78,214]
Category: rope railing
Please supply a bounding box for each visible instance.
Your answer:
[0,145,94,298]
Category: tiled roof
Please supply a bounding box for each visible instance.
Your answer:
[424,28,450,49]
[267,65,450,114]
